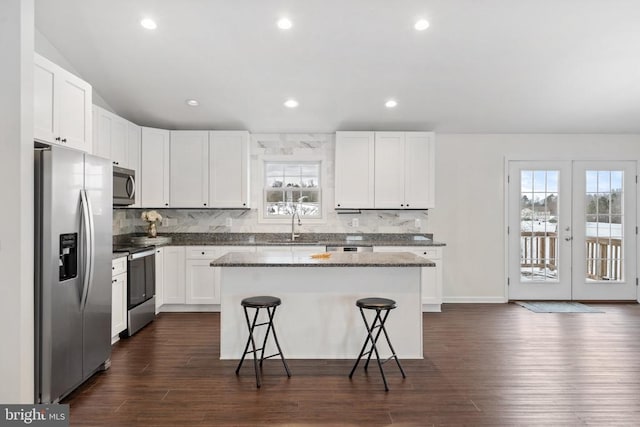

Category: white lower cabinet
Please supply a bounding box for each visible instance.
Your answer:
[373,246,443,312]
[111,256,127,343]
[159,246,256,311]
[162,246,186,304]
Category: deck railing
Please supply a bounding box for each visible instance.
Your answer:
[520,232,622,281]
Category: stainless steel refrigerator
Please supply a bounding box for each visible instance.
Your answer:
[34,145,112,403]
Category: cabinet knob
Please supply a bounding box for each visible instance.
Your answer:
[55,137,61,141]
[61,138,67,143]
[400,204,404,207]
[406,204,410,207]
[242,203,246,206]
[204,203,207,206]
[201,251,205,255]
[337,203,341,207]
[165,203,168,206]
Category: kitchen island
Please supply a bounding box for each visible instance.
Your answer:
[211,251,435,359]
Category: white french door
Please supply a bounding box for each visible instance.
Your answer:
[508,160,637,301]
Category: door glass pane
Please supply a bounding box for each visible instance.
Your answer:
[585,170,623,282]
[520,170,559,281]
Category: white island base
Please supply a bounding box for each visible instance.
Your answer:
[219,266,423,360]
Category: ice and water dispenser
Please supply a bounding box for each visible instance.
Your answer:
[59,233,78,281]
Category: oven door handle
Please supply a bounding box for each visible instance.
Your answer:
[128,249,156,261]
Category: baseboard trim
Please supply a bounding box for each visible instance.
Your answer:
[443,296,507,304]
[159,304,220,313]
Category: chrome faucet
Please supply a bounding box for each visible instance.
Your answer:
[291,196,307,241]
[291,209,301,241]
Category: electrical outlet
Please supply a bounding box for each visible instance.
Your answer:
[414,218,421,228]
[352,218,359,227]
[226,218,233,227]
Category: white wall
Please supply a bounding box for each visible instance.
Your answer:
[430,134,640,303]
[0,0,35,403]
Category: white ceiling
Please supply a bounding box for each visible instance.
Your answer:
[35,0,640,133]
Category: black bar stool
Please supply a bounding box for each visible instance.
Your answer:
[349,297,406,391]
[235,295,291,388]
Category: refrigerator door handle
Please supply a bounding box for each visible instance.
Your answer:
[126,175,135,199]
[80,189,95,311]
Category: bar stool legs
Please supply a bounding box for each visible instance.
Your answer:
[235,296,291,388]
[349,298,406,391]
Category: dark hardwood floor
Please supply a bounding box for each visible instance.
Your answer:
[63,303,640,426]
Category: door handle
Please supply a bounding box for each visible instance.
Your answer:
[564,236,573,242]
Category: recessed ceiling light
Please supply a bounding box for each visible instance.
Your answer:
[277,18,293,30]
[385,100,398,108]
[140,18,157,30]
[186,99,199,107]
[414,19,430,31]
[284,99,299,108]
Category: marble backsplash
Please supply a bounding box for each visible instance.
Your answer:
[113,208,429,235]
[113,133,430,236]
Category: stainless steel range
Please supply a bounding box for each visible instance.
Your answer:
[113,246,156,336]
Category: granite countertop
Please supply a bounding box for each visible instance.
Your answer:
[210,251,437,267]
[115,233,446,248]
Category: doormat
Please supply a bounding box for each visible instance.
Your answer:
[515,301,604,313]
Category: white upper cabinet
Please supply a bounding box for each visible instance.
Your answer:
[334,131,375,209]
[140,127,170,207]
[374,132,406,208]
[93,105,131,167]
[374,131,435,209]
[127,122,142,207]
[209,131,250,208]
[93,106,112,159]
[34,53,92,152]
[110,117,128,167]
[170,131,209,208]
[404,132,435,208]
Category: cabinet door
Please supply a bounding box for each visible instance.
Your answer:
[57,68,92,152]
[209,131,250,208]
[110,116,129,167]
[127,122,142,207]
[111,273,127,337]
[374,132,405,209]
[170,131,209,207]
[335,131,375,209]
[162,247,186,304]
[186,259,217,304]
[34,53,92,152]
[34,55,57,143]
[94,105,112,159]
[140,127,170,207]
[404,132,435,208]
[154,247,164,313]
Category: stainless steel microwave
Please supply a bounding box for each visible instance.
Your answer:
[113,166,136,206]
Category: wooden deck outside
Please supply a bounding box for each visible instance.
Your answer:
[521,232,622,280]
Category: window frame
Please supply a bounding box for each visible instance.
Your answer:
[257,156,327,224]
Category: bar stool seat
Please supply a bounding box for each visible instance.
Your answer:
[349,297,406,391]
[236,295,291,388]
